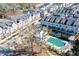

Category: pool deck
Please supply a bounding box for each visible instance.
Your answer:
[45,35,72,53]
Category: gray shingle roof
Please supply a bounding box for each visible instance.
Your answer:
[73,21,79,27]
[60,18,67,24]
[0,22,7,29]
[5,21,13,27]
[55,17,61,24]
[50,16,56,22]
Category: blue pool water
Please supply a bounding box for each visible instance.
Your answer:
[47,36,65,47]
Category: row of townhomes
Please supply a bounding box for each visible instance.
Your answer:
[0,3,51,40]
[40,3,79,36]
[0,9,39,39]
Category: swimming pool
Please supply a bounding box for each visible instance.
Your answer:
[47,36,65,47]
